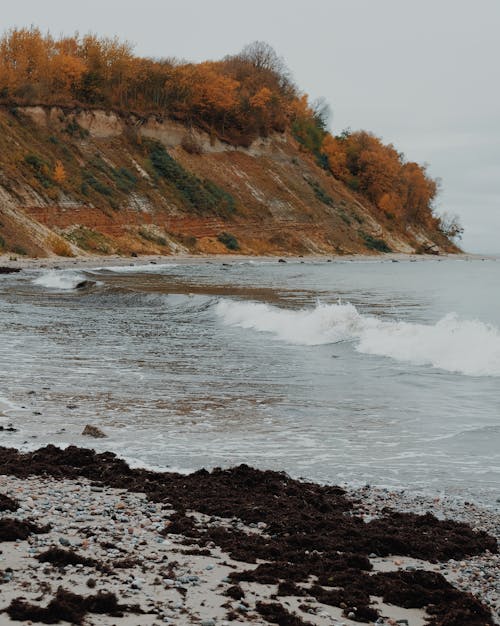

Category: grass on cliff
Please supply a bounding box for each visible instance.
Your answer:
[148,141,236,217]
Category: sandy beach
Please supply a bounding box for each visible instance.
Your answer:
[0,251,493,274]
[0,446,498,626]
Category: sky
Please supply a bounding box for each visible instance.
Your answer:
[2,0,499,252]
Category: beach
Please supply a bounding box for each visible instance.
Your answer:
[0,445,498,625]
[1,255,499,624]
[0,251,491,273]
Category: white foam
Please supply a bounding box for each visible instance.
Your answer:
[33,270,88,290]
[215,300,500,377]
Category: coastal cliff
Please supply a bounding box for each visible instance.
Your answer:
[0,105,457,258]
[0,31,459,258]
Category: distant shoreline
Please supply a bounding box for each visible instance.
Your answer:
[0,251,495,272]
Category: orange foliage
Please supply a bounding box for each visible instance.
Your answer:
[0,29,297,144]
[321,134,348,179]
[0,28,439,228]
[53,160,66,184]
[249,86,272,109]
[322,130,438,225]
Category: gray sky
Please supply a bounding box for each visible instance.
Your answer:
[3,0,499,252]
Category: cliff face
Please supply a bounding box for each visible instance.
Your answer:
[0,106,457,258]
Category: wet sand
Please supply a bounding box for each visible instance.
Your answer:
[0,445,497,625]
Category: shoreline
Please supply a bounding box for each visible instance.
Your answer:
[0,445,498,626]
[0,251,497,272]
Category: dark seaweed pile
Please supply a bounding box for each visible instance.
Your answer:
[0,445,497,625]
[0,518,49,541]
[4,588,142,625]
[0,267,21,274]
[0,493,19,511]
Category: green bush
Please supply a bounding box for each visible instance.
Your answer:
[11,245,27,256]
[360,232,392,253]
[338,210,351,225]
[217,232,239,250]
[148,141,235,215]
[307,178,333,206]
[113,167,137,193]
[82,172,112,197]
[25,154,46,170]
[24,154,53,188]
[0,234,5,250]
[292,117,325,157]
[65,120,89,138]
[347,176,360,191]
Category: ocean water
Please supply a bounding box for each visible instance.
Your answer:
[0,257,499,506]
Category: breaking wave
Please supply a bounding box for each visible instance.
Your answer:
[215,300,500,377]
[33,270,89,290]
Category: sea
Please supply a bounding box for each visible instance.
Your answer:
[1,256,499,507]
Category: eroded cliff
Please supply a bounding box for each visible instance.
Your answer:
[0,106,457,258]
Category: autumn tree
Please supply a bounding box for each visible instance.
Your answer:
[322,134,348,179]
[0,28,442,231]
[53,160,66,184]
[320,129,439,226]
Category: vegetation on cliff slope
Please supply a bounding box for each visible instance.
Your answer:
[0,27,460,256]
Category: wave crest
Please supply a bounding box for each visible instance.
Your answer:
[215,300,500,377]
[33,270,88,290]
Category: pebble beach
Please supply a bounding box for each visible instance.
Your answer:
[0,446,498,626]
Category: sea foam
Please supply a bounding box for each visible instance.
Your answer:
[215,300,500,377]
[33,270,88,290]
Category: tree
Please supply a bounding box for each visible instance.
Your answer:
[321,134,348,178]
[239,41,286,74]
[249,86,272,109]
[439,212,464,240]
[311,97,331,132]
[53,160,66,185]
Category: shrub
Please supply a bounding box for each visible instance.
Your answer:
[46,234,74,257]
[64,227,112,253]
[112,167,137,193]
[360,232,391,253]
[292,116,325,157]
[65,120,89,138]
[307,178,333,206]
[148,141,235,215]
[138,227,167,246]
[82,173,112,197]
[24,154,53,188]
[0,234,5,250]
[338,210,351,225]
[347,176,360,191]
[218,232,239,251]
[181,134,204,154]
[24,154,45,170]
[11,245,27,256]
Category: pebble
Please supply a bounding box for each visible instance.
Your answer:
[0,471,497,626]
[348,483,500,624]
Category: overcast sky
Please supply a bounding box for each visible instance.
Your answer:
[3,0,499,252]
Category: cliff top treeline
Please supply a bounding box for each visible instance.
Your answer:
[0,27,458,239]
